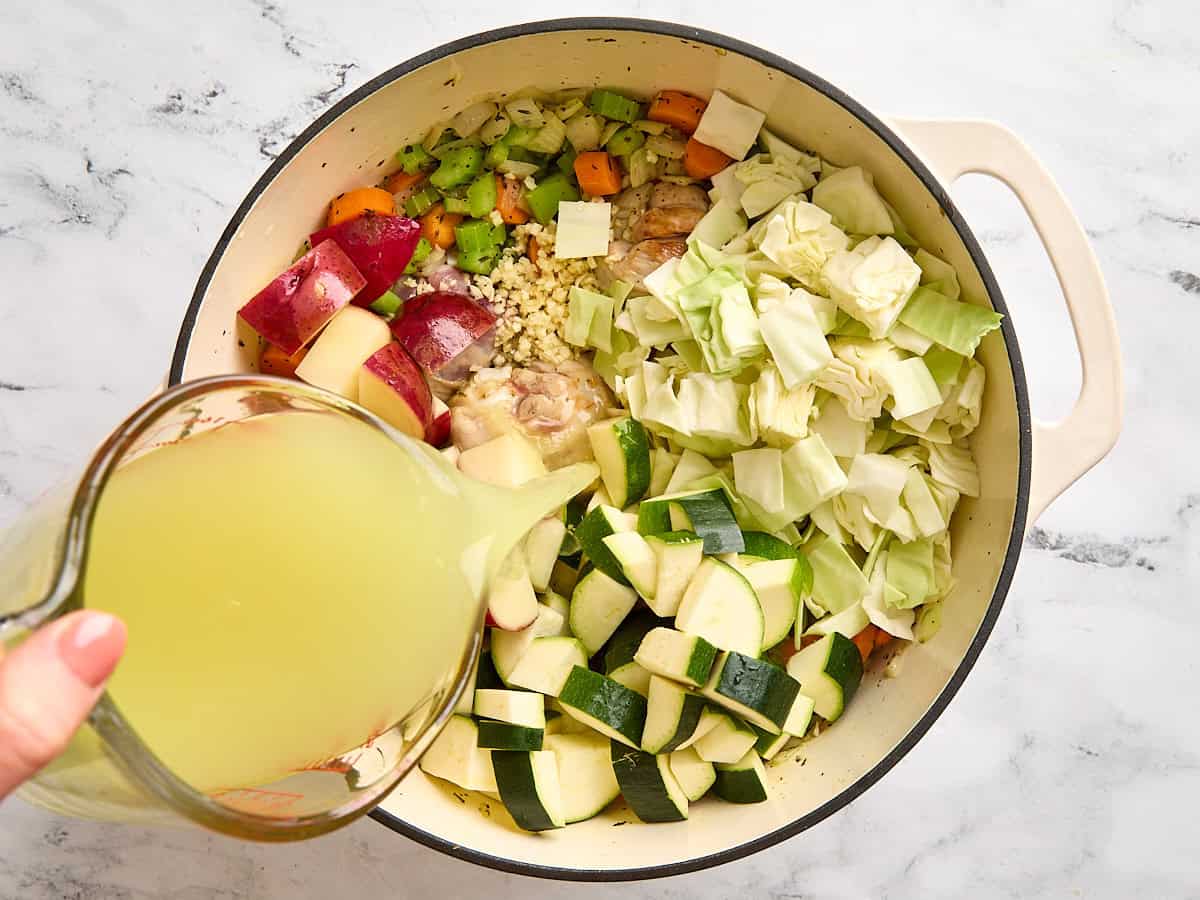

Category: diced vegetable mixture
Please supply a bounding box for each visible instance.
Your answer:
[235,85,1001,832]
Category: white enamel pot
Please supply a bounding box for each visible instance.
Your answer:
[168,19,1123,881]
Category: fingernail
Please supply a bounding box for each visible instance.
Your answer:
[56,612,128,688]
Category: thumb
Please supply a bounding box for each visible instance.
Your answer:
[0,610,127,799]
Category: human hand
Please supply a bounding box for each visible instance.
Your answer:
[0,611,127,799]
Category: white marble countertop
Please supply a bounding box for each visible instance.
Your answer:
[2,0,1198,896]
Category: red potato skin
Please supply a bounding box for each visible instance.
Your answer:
[389,291,498,374]
[484,606,537,631]
[361,342,433,438]
[309,214,422,307]
[237,239,367,355]
[425,409,452,447]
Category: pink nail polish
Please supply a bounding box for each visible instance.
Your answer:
[56,612,128,688]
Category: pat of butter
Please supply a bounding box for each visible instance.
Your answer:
[693,90,766,162]
[554,200,611,259]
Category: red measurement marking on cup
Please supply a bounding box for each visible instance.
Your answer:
[209,787,304,813]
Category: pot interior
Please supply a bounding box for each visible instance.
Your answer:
[173,22,1026,878]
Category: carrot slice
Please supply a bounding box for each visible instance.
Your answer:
[259,343,308,378]
[382,170,427,200]
[573,151,623,196]
[852,624,881,664]
[683,137,733,179]
[496,174,529,224]
[326,187,394,227]
[647,90,706,134]
[419,202,462,249]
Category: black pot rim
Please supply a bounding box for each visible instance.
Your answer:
[169,16,1032,883]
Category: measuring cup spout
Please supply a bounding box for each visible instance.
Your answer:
[462,462,599,587]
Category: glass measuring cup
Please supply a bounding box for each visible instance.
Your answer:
[0,375,595,840]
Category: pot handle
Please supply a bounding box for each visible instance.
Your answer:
[890,118,1123,525]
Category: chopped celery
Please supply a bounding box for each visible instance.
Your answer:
[405,185,442,217]
[491,223,508,246]
[442,195,471,215]
[468,172,498,218]
[557,149,578,177]
[525,172,581,224]
[588,89,641,124]
[430,145,484,191]
[554,97,584,121]
[606,125,645,157]
[599,120,623,149]
[457,248,498,274]
[485,143,510,168]
[402,237,432,274]
[500,125,538,148]
[429,136,481,161]
[369,289,404,318]
[396,143,434,174]
[455,219,498,255]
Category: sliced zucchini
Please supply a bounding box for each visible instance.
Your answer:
[644,531,704,617]
[490,603,566,685]
[525,516,567,592]
[782,691,815,737]
[575,504,636,584]
[492,749,566,831]
[803,602,870,639]
[675,558,764,657]
[544,703,594,736]
[785,631,863,722]
[545,732,621,823]
[740,558,808,651]
[641,675,708,754]
[476,721,544,751]
[692,711,758,764]
[602,610,663,673]
[610,743,689,823]
[473,689,546,729]
[668,747,716,801]
[569,568,639,656]
[637,489,744,554]
[541,590,570,627]
[557,666,648,748]
[601,531,658,599]
[588,417,652,508]
[751,725,790,761]
[649,447,680,497]
[507,636,588,696]
[700,651,801,734]
[739,530,800,561]
[549,559,581,597]
[713,749,769,804]
[419,715,497,792]
[608,660,652,696]
[634,627,718,688]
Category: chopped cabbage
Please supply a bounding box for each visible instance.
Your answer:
[753,365,815,448]
[806,535,869,614]
[754,199,849,292]
[810,395,869,458]
[735,153,820,218]
[863,553,916,639]
[898,286,1003,357]
[913,249,961,300]
[822,236,921,339]
[758,292,832,388]
[879,356,942,420]
[811,166,894,236]
[885,538,934,609]
[925,439,981,498]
